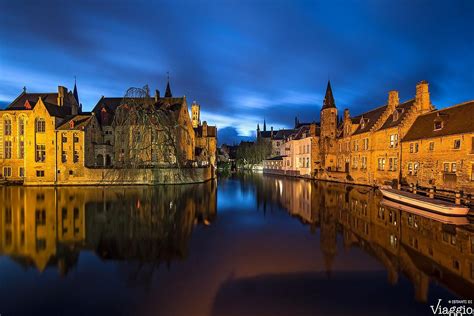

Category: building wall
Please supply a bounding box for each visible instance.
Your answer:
[401,133,474,193]
[0,110,28,180]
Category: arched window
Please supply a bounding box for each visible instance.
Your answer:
[4,117,12,135]
[18,117,25,136]
[105,154,112,166]
[36,118,46,133]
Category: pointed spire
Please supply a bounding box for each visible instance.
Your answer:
[322,80,336,110]
[257,123,260,131]
[263,118,266,132]
[73,76,80,105]
[165,72,172,98]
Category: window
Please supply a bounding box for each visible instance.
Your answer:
[434,121,443,130]
[35,118,46,133]
[73,135,79,143]
[354,140,359,151]
[352,157,358,169]
[19,141,24,159]
[389,158,398,171]
[306,157,309,168]
[414,162,419,175]
[62,151,67,163]
[444,162,450,172]
[19,117,25,136]
[62,134,67,143]
[363,138,369,150]
[19,167,24,177]
[389,134,398,148]
[429,141,434,151]
[4,118,12,135]
[452,163,457,173]
[35,144,46,162]
[378,158,386,171]
[408,163,413,175]
[453,139,461,149]
[3,167,12,177]
[69,170,74,175]
[35,210,46,226]
[36,170,45,177]
[361,156,367,170]
[409,142,419,153]
[4,141,12,159]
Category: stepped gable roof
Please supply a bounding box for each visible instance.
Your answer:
[57,114,94,130]
[379,99,415,130]
[351,104,387,136]
[294,125,310,139]
[403,101,474,142]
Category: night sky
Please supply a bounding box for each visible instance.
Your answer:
[1,0,473,145]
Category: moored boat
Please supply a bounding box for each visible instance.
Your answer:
[380,199,469,225]
[379,186,470,216]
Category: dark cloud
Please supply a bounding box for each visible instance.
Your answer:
[1,0,473,144]
[217,127,254,146]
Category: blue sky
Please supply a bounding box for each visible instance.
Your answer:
[1,0,473,144]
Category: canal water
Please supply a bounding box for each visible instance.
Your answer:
[0,173,472,315]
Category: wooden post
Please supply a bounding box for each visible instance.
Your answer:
[429,186,435,199]
[455,191,461,205]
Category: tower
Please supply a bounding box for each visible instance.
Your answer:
[191,101,201,128]
[263,118,266,132]
[320,80,338,140]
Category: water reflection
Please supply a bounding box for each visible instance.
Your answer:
[0,181,217,277]
[250,174,474,301]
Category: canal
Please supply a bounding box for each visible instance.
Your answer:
[0,173,472,315]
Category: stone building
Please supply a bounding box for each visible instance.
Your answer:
[0,82,217,185]
[401,101,474,192]
[263,80,474,193]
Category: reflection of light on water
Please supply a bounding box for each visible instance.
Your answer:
[278,179,283,196]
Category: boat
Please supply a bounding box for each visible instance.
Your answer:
[379,186,470,216]
[380,199,470,225]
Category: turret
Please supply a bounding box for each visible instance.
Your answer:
[191,101,201,128]
[388,90,399,112]
[320,80,338,140]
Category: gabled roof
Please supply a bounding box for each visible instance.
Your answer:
[57,114,94,130]
[43,101,72,118]
[6,91,77,110]
[273,129,297,140]
[351,105,387,136]
[379,99,415,130]
[403,101,474,141]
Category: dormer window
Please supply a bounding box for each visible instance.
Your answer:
[434,120,443,131]
[392,109,403,122]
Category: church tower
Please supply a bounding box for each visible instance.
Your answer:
[320,80,338,140]
[191,101,201,128]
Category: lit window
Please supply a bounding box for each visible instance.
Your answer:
[19,117,25,136]
[414,162,419,175]
[378,158,386,171]
[452,163,457,173]
[4,141,12,159]
[389,134,398,148]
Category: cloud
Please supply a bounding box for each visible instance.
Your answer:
[1,0,473,144]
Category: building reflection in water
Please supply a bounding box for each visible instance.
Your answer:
[0,180,217,278]
[254,175,474,301]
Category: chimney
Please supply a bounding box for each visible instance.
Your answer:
[388,90,399,111]
[154,89,160,102]
[271,126,274,138]
[343,108,350,121]
[57,86,67,106]
[415,80,431,113]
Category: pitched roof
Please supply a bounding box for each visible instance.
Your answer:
[194,125,217,137]
[6,91,77,110]
[43,101,72,118]
[322,80,336,110]
[351,105,387,136]
[57,114,94,130]
[379,99,415,130]
[403,101,474,141]
[273,129,296,140]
